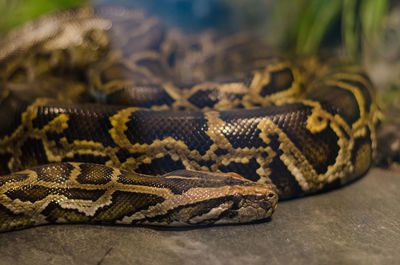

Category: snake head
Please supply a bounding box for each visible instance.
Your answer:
[162,171,279,226]
[205,184,278,225]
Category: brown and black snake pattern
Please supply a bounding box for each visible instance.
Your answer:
[0,6,379,232]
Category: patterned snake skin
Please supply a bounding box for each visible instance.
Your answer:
[0,6,379,232]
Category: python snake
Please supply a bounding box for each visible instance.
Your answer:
[0,6,379,232]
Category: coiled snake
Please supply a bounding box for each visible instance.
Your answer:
[0,6,379,232]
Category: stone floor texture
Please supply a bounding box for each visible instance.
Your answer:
[0,168,399,265]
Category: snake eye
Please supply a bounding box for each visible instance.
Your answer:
[231,193,244,209]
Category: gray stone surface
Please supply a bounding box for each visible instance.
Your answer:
[0,168,399,265]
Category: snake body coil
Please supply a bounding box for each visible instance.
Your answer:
[0,6,379,232]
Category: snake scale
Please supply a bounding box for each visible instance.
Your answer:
[0,6,379,232]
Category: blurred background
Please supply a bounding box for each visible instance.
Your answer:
[0,0,399,157]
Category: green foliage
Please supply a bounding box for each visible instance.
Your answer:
[270,0,389,58]
[0,0,87,33]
